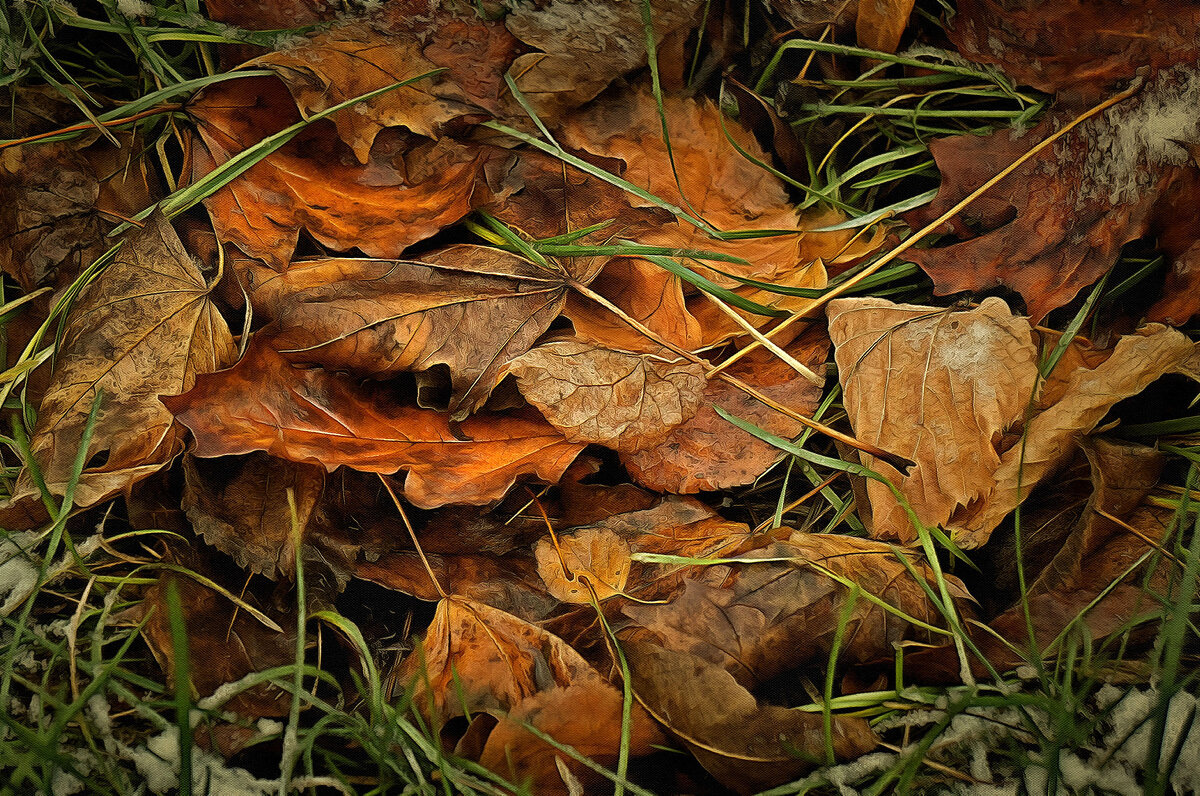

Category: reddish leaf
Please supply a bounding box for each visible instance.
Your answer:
[188,75,501,269]
[163,342,586,509]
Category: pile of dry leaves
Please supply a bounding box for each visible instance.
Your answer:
[3,0,1200,792]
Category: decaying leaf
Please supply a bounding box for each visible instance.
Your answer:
[182,453,324,581]
[535,526,631,603]
[905,66,1200,323]
[503,0,703,122]
[2,213,234,517]
[507,340,708,452]
[252,245,591,418]
[625,641,877,794]
[188,75,500,269]
[163,341,585,509]
[856,0,917,53]
[830,296,1200,547]
[829,296,1039,543]
[624,536,972,688]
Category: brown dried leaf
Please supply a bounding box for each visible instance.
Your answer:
[182,453,325,581]
[507,340,708,452]
[623,537,972,688]
[828,296,1039,543]
[622,336,827,493]
[503,0,703,122]
[250,14,514,163]
[905,69,1200,323]
[188,76,500,269]
[535,526,631,603]
[625,641,877,794]
[251,246,586,418]
[856,0,916,53]
[2,214,234,517]
[162,342,585,509]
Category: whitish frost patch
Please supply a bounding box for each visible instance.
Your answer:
[126,727,281,796]
[0,532,41,616]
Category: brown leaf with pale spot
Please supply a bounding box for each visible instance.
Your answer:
[535,526,631,603]
[0,213,235,521]
[252,246,591,418]
[507,340,707,452]
[829,296,1039,544]
[624,641,877,794]
[162,342,585,509]
[187,75,500,269]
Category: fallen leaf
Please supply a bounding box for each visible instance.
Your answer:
[623,537,973,688]
[948,0,1200,97]
[503,0,704,122]
[188,75,501,269]
[479,679,666,795]
[948,324,1200,546]
[905,68,1200,322]
[182,453,325,581]
[507,340,708,452]
[2,213,234,516]
[828,296,1039,543]
[535,526,632,603]
[856,0,916,53]
[624,641,877,794]
[250,13,514,163]
[251,245,591,418]
[132,545,297,718]
[162,341,586,509]
[622,335,827,493]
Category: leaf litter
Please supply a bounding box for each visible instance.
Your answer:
[4,0,1200,793]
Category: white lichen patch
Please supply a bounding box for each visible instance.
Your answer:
[1072,62,1200,207]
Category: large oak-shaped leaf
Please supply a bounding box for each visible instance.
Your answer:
[251,246,587,418]
[2,214,234,517]
[162,342,585,509]
[250,13,514,163]
[829,297,1039,543]
[625,641,877,794]
[188,75,500,269]
[905,74,1200,323]
[506,340,708,452]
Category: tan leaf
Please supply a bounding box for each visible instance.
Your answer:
[622,337,827,493]
[624,641,877,794]
[534,527,631,603]
[187,76,500,269]
[507,340,707,452]
[829,296,1040,543]
[252,246,587,418]
[856,0,917,53]
[949,323,1200,545]
[2,213,234,516]
[162,341,585,509]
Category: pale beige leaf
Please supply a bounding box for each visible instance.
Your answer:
[829,296,1039,543]
[534,527,631,603]
[949,324,1200,546]
[507,340,707,452]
